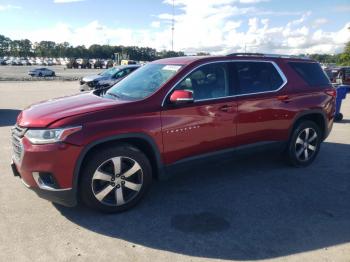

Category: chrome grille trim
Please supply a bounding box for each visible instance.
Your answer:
[11,125,26,163]
[11,124,27,138]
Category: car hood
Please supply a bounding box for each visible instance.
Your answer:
[17,92,126,128]
[82,74,110,82]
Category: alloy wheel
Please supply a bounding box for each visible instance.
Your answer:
[294,127,318,162]
[91,156,143,206]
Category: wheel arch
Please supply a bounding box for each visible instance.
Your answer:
[289,110,328,140]
[72,133,164,196]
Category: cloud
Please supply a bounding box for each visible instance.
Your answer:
[312,18,329,28]
[0,4,21,11]
[239,0,269,3]
[4,0,350,55]
[150,21,161,28]
[53,0,85,3]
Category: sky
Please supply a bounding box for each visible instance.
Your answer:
[0,0,349,55]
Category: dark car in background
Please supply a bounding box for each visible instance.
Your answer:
[28,68,55,77]
[336,67,350,85]
[79,65,140,91]
[324,67,341,83]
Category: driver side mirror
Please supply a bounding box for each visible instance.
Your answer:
[170,90,194,104]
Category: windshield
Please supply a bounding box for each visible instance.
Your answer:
[100,67,120,77]
[104,63,182,100]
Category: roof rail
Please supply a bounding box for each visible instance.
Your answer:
[226,53,264,57]
[226,53,310,59]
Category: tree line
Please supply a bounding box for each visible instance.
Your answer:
[1,34,349,65]
[309,42,350,66]
[0,34,184,61]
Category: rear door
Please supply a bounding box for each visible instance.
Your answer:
[229,61,289,146]
[161,62,238,164]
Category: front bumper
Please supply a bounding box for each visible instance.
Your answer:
[11,136,82,207]
[11,162,77,207]
[79,83,92,91]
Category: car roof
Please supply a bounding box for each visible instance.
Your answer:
[153,53,315,66]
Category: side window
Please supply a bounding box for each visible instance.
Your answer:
[115,70,126,79]
[289,62,330,87]
[231,62,284,95]
[124,68,132,74]
[174,63,229,101]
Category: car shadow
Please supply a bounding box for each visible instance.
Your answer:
[0,109,21,127]
[54,142,350,260]
[337,119,350,124]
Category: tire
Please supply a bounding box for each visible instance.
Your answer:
[38,72,42,77]
[51,72,55,77]
[334,113,343,122]
[286,121,322,167]
[80,144,152,213]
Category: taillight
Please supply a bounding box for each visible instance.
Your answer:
[325,89,336,97]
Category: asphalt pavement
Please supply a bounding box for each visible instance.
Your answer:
[0,81,349,262]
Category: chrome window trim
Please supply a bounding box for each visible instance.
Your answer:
[161,60,288,107]
[176,98,194,101]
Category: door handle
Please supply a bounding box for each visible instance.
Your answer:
[277,95,290,102]
[219,105,233,112]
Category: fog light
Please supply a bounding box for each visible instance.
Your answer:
[32,172,58,190]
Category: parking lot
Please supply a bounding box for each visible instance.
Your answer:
[0,66,102,81]
[0,81,350,262]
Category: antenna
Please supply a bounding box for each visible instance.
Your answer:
[171,0,175,51]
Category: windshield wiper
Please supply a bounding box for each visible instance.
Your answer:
[105,92,121,99]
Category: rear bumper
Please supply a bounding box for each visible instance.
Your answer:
[325,118,334,140]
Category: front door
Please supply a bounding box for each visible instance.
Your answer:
[161,62,238,164]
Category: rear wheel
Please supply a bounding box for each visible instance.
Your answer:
[80,145,152,213]
[38,72,42,77]
[286,121,322,167]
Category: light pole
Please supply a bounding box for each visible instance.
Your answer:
[171,0,175,51]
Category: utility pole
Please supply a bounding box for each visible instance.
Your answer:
[171,0,175,51]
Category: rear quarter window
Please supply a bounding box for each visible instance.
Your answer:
[289,62,330,87]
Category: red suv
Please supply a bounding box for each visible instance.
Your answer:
[11,54,336,212]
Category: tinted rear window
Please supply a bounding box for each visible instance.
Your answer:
[289,62,330,87]
[230,61,284,95]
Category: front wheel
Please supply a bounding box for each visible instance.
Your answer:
[286,121,322,167]
[80,145,152,213]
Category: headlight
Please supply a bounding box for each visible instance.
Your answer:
[24,126,82,145]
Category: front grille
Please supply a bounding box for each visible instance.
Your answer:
[11,125,26,163]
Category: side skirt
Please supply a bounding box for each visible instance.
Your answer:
[161,141,286,180]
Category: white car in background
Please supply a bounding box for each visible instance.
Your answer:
[28,68,56,77]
